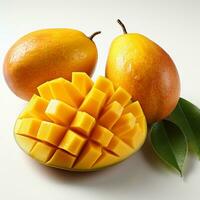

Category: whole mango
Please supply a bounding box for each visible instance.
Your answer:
[4,28,100,100]
[106,20,180,124]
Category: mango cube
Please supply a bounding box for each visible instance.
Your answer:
[123,101,144,118]
[111,113,136,137]
[79,88,106,118]
[74,142,102,169]
[91,125,113,147]
[37,121,66,146]
[59,130,86,156]
[136,115,147,135]
[15,118,41,137]
[72,72,93,96]
[107,87,131,106]
[106,136,133,158]
[92,149,119,169]
[15,135,37,154]
[37,81,53,100]
[119,123,141,148]
[47,149,76,168]
[19,95,50,121]
[98,101,123,129]
[49,78,83,108]
[70,111,96,136]
[30,142,56,163]
[14,73,147,171]
[93,76,114,99]
[129,124,146,152]
[45,99,76,126]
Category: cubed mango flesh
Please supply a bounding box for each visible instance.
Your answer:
[14,72,147,171]
[91,125,113,147]
[98,101,123,129]
[107,87,131,106]
[15,118,41,137]
[37,121,66,146]
[37,81,53,100]
[72,72,93,96]
[93,76,114,100]
[92,149,119,169]
[49,78,83,108]
[45,99,76,126]
[106,136,133,158]
[47,149,76,169]
[111,113,136,137]
[15,135,37,154]
[74,142,102,169]
[59,130,86,156]
[70,111,96,137]
[19,95,50,121]
[30,142,56,163]
[79,88,106,118]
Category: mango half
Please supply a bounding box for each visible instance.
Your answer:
[14,72,147,171]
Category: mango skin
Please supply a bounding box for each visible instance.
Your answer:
[106,33,180,124]
[4,28,98,100]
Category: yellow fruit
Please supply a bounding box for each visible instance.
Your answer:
[4,29,100,100]
[106,20,180,124]
[14,72,147,171]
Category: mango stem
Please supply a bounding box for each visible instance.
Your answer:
[89,31,101,40]
[117,19,127,34]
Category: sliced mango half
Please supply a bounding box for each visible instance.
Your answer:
[14,72,147,171]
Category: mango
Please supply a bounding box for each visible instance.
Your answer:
[14,72,147,171]
[4,29,100,100]
[106,20,180,124]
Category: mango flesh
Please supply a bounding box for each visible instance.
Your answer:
[4,29,98,100]
[14,72,147,171]
[106,33,180,124]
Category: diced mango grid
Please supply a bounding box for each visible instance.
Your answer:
[15,73,146,170]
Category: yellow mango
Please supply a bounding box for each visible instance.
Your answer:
[105,20,180,124]
[14,72,147,171]
[4,28,99,100]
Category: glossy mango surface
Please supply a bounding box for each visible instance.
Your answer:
[4,29,98,100]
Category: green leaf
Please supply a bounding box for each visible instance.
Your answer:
[168,98,200,157]
[150,120,188,175]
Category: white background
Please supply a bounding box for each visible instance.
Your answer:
[1,0,200,199]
